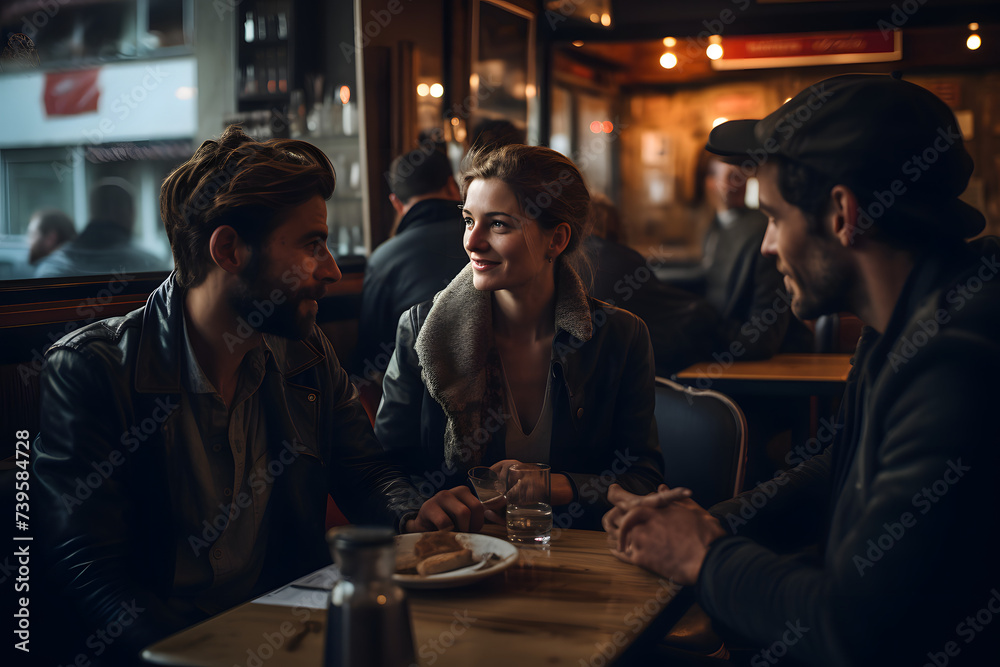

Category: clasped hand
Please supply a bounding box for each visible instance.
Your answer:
[602,483,726,586]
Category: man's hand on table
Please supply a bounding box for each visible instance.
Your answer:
[406,486,485,533]
[602,483,726,586]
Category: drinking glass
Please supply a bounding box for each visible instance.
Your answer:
[467,466,503,503]
[504,463,552,546]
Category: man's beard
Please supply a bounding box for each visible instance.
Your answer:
[229,256,317,340]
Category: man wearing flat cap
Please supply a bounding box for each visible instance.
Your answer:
[605,74,1000,666]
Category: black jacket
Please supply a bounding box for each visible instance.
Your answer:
[374,263,665,530]
[699,237,1000,665]
[576,236,722,375]
[32,274,420,661]
[704,211,812,358]
[354,199,468,379]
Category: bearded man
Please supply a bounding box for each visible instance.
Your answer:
[33,126,481,664]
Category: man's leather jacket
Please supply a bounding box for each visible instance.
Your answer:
[32,274,421,660]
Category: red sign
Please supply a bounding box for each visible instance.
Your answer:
[44,69,101,116]
[713,30,901,71]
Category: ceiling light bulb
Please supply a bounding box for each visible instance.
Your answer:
[659,52,678,69]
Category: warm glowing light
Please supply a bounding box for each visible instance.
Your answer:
[663,36,677,47]
[589,13,599,23]
[969,22,979,31]
[967,34,982,50]
[590,121,602,134]
[376,595,387,605]
[784,97,792,104]
[712,117,728,128]
[525,84,536,98]
[450,117,460,126]
[709,34,722,45]
[659,52,678,69]
[706,43,724,60]
[600,13,611,27]
[429,83,444,98]
[602,121,614,133]
[417,83,430,97]
[470,73,480,89]
[174,86,195,100]
[572,40,584,47]
[339,85,350,104]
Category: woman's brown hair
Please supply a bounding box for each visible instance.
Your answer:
[160,125,335,288]
[459,144,590,258]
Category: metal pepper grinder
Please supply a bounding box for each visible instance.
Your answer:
[324,526,416,667]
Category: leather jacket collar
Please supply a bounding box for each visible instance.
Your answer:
[413,261,592,464]
[133,273,326,394]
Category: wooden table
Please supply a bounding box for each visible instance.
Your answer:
[142,527,688,667]
[675,353,852,397]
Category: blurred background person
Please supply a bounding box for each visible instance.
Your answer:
[694,152,812,358]
[26,208,76,268]
[576,194,719,376]
[34,177,167,278]
[354,146,468,401]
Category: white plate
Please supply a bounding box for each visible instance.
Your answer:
[393,532,519,589]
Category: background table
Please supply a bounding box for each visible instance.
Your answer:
[675,353,853,489]
[142,526,688,667]
[674,353,852,397]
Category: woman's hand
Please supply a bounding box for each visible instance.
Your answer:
[490,459,574,507]
[406,486,485,533]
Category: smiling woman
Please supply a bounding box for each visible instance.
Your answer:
[375,144,665,532]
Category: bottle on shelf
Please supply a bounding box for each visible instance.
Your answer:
[244,11,255,43]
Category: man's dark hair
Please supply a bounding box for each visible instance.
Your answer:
[90,178,136,232]
[34,209,76,243]
[160,125,335,289]
[386,147,454,203]
[773,157,952,252]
